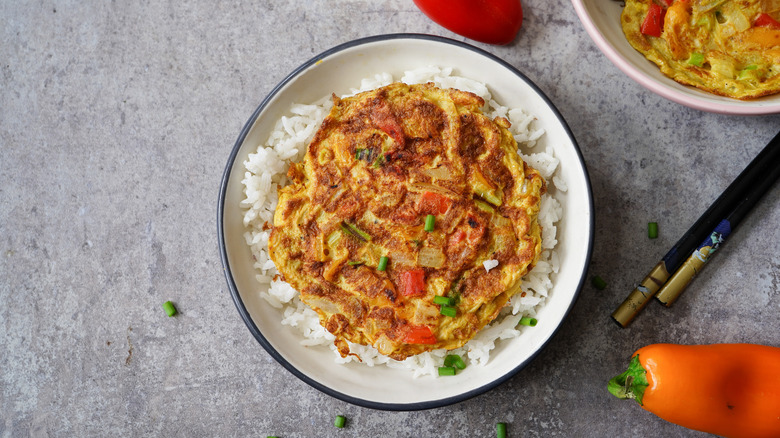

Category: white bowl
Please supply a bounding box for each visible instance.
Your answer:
[572,0,780,115]
[218,34,594,410]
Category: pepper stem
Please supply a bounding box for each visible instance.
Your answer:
[607,355,649,405]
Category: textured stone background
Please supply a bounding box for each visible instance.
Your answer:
[2,1,779,436]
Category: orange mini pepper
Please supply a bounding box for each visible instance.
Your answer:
[609,344,780,438]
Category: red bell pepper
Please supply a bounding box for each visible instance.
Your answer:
[412,0,523,45]
[400,268,426,297]
[418,191,452,215]
[403,325,437,344]
[640,4,666,37]
[754,13,780,30]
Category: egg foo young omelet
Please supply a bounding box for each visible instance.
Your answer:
[621,0,780,99]
[267,82,546,361]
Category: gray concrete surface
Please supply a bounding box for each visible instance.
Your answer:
[2,1,779,436]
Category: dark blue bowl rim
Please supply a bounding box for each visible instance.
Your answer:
[217,33,594,411]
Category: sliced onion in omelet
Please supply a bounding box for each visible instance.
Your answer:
[621,0,780,99]
[268,82,545,361]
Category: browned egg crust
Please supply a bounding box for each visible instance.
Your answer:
[268,82,545,361]
[621,0,780,99]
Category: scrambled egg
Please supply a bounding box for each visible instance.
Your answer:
[622,0,780,99]
[268,82,545,361]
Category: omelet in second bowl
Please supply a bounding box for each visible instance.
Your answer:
[621,0,780,99]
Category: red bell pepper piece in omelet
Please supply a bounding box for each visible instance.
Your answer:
[640,3,666,37]
[400,268,426,297]
[754,12,780,30]
[403,325,437,344]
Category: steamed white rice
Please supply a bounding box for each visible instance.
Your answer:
[241,67,563,378]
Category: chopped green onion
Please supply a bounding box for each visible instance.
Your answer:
[347,260,364,267]
[439,305,457,317]
[340,221,370,241]
[448,278,462,303]
[444,354,466,370]
[648,222,658,239]
[472,170,503,206]
[474,199,495,213]
[738,64,760,80]
[687,52,705,67]
[356,147,379,163]
[696,14,713,30]
[162,301,177,317]
[334,415,346,428]
[424,214,435,232]
[438,366,456,376]
[591,275,607,290]
[377,256,389,271]
[497,422,507,438]
[518,316,537,327]
[481,191,502,206]
[433,295,454,306]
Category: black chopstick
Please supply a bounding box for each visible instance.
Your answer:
[655,148,780,306]
[611,130,780,327]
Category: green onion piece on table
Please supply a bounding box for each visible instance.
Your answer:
[424,214,435,232]
[438,366,456,376]
[162,301,177,317]
[497,422,507,438]
[591,275,607,290]
[334,415,346,428]
[518,316,537,327]
[648,222,658,239]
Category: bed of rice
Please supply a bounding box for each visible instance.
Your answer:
[240,67,564,378]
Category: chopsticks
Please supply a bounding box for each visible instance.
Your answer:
[612,130,780,328]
